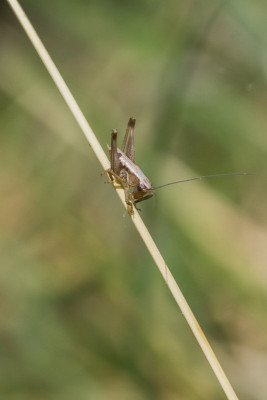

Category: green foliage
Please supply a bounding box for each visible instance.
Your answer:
[0,1,266,399]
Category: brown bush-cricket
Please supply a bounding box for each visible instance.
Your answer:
[107,117,255,214]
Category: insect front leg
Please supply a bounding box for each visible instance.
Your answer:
[123,184,134,215]
[107,167,134,214]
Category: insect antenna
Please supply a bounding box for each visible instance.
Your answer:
[151,172,258,191]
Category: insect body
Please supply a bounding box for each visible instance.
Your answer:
[107,117,154,214]
[107,117,255,215]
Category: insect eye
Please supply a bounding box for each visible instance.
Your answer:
[137,185,142,191]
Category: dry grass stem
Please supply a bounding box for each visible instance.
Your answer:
[6,0,239,399]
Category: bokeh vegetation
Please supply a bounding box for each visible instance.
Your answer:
[0,1,266,399]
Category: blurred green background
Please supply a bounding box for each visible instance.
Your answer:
[0,1,266,399]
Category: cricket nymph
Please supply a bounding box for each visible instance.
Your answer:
[106,117,253,215]
[107,117,154,214]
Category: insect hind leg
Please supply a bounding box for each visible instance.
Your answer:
[110,129,120,175]
[134,192,154,205]
[122,117,136,162]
